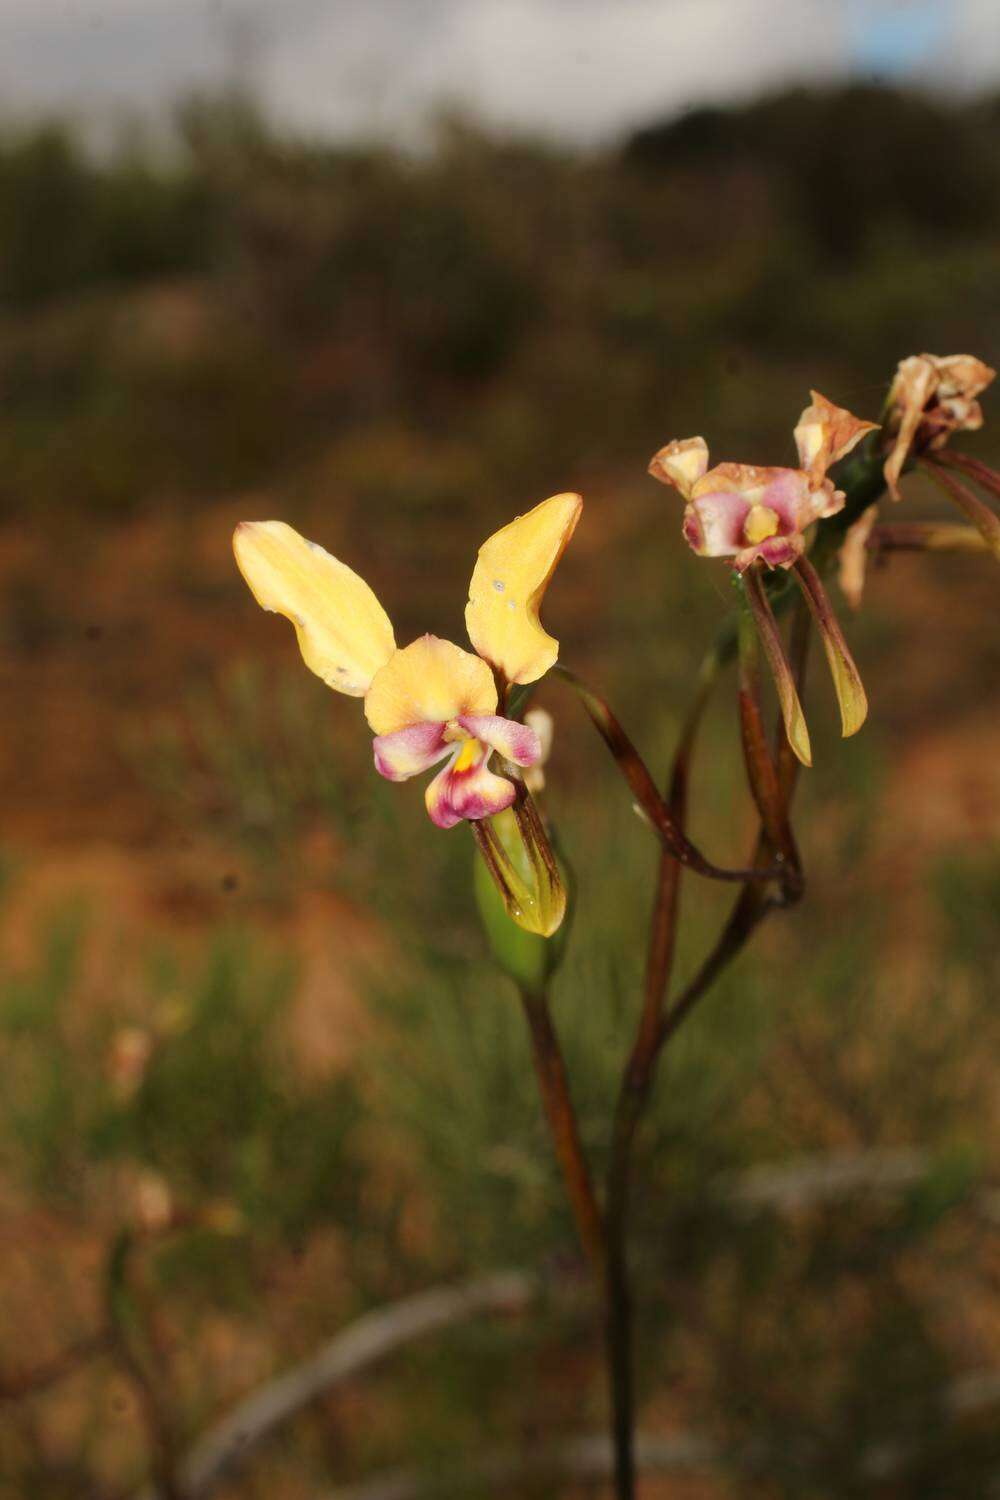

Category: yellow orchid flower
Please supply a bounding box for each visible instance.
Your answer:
[233,494,581,831]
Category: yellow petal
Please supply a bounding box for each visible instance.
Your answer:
[465,492,582,686]
[233,521,396,696]
[364,634,497,736]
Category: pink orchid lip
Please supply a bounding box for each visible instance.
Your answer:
[457,714,541,768]
[734,533,805,573]
[372,721,451,782]
[425,741,518,829]
[372,712,541,827]
[684,467,833,571]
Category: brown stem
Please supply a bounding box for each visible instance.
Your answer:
[658,597,811,1056]
[552,665,777,883]
[931,447,1000,504]
[921,456,1000,561]
[736,602,803,902]
[518,986,606,1281]
[640,667,715,1042]
[601,660,719,1500]
[867,522,989,554]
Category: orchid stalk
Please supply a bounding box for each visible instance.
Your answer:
[230,347,997,1500]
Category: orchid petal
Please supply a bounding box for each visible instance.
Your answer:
[793,391,878,484]
[838,504,879,610]
[522,707,554,792]
[425,744,517,829]
[685,486,750,556]
[459,714,541,768]
[233,520,395,696]
[465,492,582,686]
[759,467,818,529]
[364,635,497,737]
[803,477,846,524]
[933,354,995,404]
[648,437,709,497]
[734,533,804,572]
[372,722,452,782]
[883,355,940,501]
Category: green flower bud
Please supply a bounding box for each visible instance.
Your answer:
[471,789,570,982]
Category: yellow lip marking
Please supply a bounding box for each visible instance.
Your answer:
[453,737,481,773]
[744,504,780,544]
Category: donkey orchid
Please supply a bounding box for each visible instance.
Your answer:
[233,494,581,831]
[883,353,996,501]
[649,393,877,571]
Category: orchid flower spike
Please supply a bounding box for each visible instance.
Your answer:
[649,392,877,572]
[883,353,996,501]
[232,494,581,832]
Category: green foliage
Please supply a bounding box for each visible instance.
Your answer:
[0,904,363,1277]
[130,660,362,861]
[0,907,94,1199]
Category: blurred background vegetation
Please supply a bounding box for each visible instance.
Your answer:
[1,74,999,1498]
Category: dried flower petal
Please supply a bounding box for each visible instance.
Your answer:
[648,436,710,497]
[794,391,878,485]
[838,503,879,610]
[883,353,996,500]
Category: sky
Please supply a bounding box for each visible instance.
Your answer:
[0,0,996,144]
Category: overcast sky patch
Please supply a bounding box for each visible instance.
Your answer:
[0,0,995,143]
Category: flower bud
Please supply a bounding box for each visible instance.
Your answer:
[472,787,568,954]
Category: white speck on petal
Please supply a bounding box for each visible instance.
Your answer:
[492,579,505,592]
[507,600,516,611]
